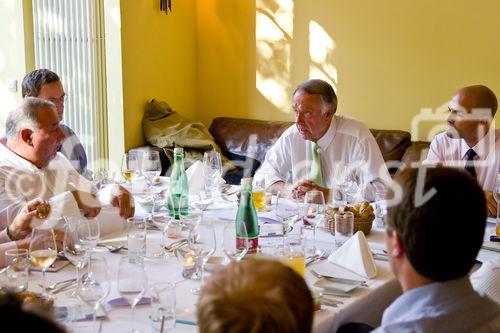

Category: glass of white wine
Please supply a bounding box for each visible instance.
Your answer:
[29,227,57,297]
[121,152,139,184]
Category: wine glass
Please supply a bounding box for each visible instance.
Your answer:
[63,218,88,297]
[77,254,110,323]
[202,150,223,195]
[342,164,366,203]
[275,191,300,241]
[141,150,162,185]
[117,257,148,333]
[77,218,100,253]
[303,190,325,255]
[29,227,57,298]
[121,152,139,184]
[188,222,216,295]
[222,222,249,262]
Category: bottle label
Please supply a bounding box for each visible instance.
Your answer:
[236,236,258,254]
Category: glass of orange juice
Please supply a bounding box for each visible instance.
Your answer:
[252,187,266,211]
[282,233,306,277]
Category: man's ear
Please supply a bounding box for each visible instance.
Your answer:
[325,106,335,118]
[20,128,34,146]
[389,230,404,258]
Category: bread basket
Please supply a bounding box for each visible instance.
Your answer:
[324,201,375,235]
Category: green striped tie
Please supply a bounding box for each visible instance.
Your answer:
[309,142,324,186]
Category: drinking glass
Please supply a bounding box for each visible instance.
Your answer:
[222,222,248,262]
[141,150,162,185]
[303,190,325,255]
[77,254,110,323]
[29,227,57,298]
[283,232,306,277]
[188,222,216,295]
[121,152,139,184]
[202,150,223,195]
[334,211,354,247]
[4,249,29,292]
[342,164,366,203]
[117,257,148,333]
[493,174,500,236]
[149,282,176,333]
[94,169,116,189]
[374,185,389,228]
[63,219,88,296]
[126,217,147,260]
[275,191,300,240]
[77,218,100,252]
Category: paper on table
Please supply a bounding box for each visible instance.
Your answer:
[186,161,205,194]
[328,231,378,279]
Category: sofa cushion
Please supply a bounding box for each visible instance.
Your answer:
[209,117,293,163]
[370,129,412,162]
[401,141,431,167]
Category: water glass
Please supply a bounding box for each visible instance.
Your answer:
[149,282,176,333]
[4,249,29,292]
[334,212,354,248]
[127,217,147,260]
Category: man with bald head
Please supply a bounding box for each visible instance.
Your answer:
[425,85,499,216]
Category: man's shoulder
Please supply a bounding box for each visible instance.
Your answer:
[335,115,373,139]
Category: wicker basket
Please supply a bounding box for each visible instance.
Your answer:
[324,206,374,235]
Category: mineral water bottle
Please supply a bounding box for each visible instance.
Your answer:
[235,177,259,254]
[168,147,189,219]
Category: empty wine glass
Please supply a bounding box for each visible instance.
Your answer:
[63,218,88,297]
[188,222,216,295]
[121,152,139,184]
[77,254,110,323]
[303,190,325,255]
[29,227,57,298]
[342,164,366,203]
[117,257,148,333]
[222,222,249,262]
[141,151,162,185]
[203,150,223,195]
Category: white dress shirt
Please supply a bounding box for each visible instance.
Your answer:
[254,115,390,197]
[471,257,500,304]
[424,129,500,192]
[0,143,125,266]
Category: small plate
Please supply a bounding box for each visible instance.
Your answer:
[313,278,362,293]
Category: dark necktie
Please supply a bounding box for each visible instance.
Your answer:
[464,148,477,179]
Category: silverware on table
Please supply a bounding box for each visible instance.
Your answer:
[311,269,368,287]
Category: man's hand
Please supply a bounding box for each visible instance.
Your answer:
[72,190,101,218]
[291,179,330,201]
[111,185,135,218]
[485,191,497,218]
[8,198,49,241]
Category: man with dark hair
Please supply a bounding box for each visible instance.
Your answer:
[22,69,91,179]
[254,79,389,201]
[425,85,499,216]
[197,259,313,333]
[372,167,500,332]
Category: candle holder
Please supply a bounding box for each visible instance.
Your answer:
[175,245,201,280]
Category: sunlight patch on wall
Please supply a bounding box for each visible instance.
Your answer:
[256,0,294,113]
[308,21,337,91]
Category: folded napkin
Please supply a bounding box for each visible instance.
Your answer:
[186,161,205,194]
[328,231,378,279]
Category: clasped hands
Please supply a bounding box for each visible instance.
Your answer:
[288,179,329,200]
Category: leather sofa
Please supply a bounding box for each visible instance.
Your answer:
[130,117,431,182]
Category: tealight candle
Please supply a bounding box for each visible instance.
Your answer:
[182,251,197,279]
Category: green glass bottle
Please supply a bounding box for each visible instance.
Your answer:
[168,147,189,219]
[235,177,259,254]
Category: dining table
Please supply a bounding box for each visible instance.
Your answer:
[21,183,499,333]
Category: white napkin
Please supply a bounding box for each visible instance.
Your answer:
[186,161,205,194]
[328,231,378,279]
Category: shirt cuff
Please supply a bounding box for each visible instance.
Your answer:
[0,229,11,243]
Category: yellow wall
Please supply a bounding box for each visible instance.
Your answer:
[195,0,500,141]
[120,0,197,150]
[0,0,33,132]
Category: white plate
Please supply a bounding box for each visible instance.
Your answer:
[313,278,362,293]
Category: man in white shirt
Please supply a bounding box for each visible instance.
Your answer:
[0,97,133,236]
[254,79,389,200]
[424,85,499,216]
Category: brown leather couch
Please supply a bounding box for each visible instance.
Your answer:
[131,117,430,182]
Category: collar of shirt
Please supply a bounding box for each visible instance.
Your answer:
[460,127,496,160]
[316,115,337,151]
[0,142,41,173]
